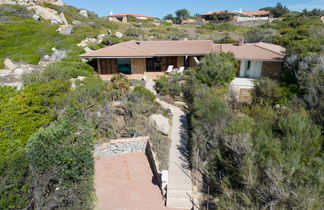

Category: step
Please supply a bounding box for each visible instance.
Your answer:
[168,189,192,199]
[168,183,192,190]
[167,197,193,209]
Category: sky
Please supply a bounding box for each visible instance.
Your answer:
[64,0,324,18]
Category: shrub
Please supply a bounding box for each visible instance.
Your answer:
[133,85,156,101]
[125,26,144,37]
[0,80,69,156]
[0,86,16,107]
[253,77,281,104]
[23,59,94,85]
[26,107,95,209]
[110,74,131,92]
[196,52,237,87]
[155,74,183,96]
[0,151,31,210]
[245,27,274,43]
[59,77,109,108]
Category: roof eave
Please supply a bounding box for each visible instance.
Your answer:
[80,56,153,59]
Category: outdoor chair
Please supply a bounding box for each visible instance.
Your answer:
[178,66,185,74]
[165,65,174,73]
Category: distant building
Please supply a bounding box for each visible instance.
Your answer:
[199,9,271,23]
[108,13,155,23]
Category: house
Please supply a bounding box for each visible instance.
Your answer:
[108,13,155,23]
[80,40,213,76]
[214,38,285,79]
[80,39,285,80]
[199,9,271,23]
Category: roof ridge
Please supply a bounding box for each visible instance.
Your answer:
[120,41,153,56]
[254,42,284,56]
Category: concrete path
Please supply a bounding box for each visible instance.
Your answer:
[146,80,193,209]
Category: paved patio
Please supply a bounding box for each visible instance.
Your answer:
[100,72,165,81]
[95,152,183,210]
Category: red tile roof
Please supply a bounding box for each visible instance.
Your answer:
[214,42,285,60]
[81,40,285,61]
[241,10,271,16]
[81,40,214,58]
[109,13,155,19]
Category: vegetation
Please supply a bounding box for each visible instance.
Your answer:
[0,1,323,209]
[27,107,95,209]
[262,2,290,18]
[195,52,238,87]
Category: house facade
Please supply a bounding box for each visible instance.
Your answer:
[81,39,285,79]
[214,40,285,79]
[199,10,271,23]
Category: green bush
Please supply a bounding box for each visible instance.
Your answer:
[23,60,94,85]
[133,85,156,101]
[0,61,4,69]
[125,26,144,37]
[196,52,237,87]
[253,77,281,105]
[111,73,131,92]
[155,74,183,96]
[0,86,16,107]
[0,80,70,157]
[26,107,94,209]
[60,77,109,108]
[0,151,31,210]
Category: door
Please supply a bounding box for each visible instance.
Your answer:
[240,60,263,78]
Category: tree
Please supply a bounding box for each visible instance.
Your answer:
[26,107,95,209]
[272,2,289,17]
[196,52,238,87]
[163,13,175,22]
[175,9,190,23]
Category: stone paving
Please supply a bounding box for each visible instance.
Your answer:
[146,80,193,209]
[95,152,184,210]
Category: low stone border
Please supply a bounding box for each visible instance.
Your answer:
[146,142,162,186]
[95,136,149,157]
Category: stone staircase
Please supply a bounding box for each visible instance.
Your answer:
[146,80,193,209]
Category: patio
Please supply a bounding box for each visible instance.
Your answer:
[100,72,165,81]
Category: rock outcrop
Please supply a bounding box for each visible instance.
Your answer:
[79,9,88,18]
[0,0,64,6]
[57,24,73,35]
[29,5,64,24]
[149,114,170,135]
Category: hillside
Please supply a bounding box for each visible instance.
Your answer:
[0,1,323,209]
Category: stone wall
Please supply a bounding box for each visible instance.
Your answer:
[131,58,146,74]
[95,136,149,156]
[261,61,283,79]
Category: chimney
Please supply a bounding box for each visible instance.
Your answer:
[239,37,244,46]
[110,11,113,16]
